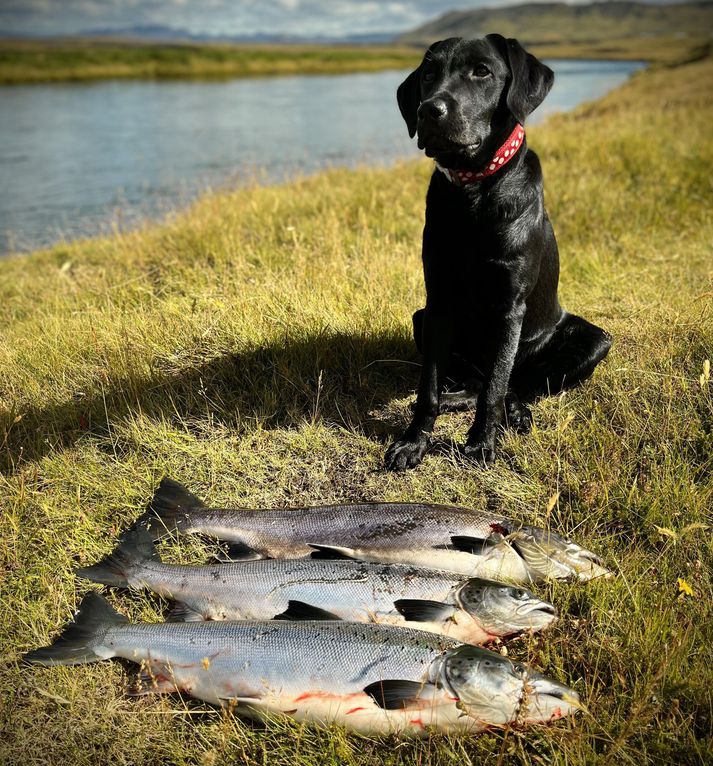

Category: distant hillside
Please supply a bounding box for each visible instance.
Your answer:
[72,24,396,45]
[395,1,713,47]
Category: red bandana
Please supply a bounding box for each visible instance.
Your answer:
[436,124,525,186]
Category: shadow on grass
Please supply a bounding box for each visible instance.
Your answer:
[1,330,420,475]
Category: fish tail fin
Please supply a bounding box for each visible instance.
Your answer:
[76,528,159,587]
[24,592,128,666]
[134,477,205,540]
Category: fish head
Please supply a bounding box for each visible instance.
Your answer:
[441,645,581,725]
[455,579,557,637]
[507,525,611,582]
[441,645,524,725]
[520,668,582,724]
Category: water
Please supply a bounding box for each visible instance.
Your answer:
[0,59,644,255]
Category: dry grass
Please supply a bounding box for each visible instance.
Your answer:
[0,35,705,85]
[0,41,421,84]
[0,51,711,766]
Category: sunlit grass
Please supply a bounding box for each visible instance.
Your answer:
[0,41,421,84]
[0,50,711,765]
[0,36,706,85]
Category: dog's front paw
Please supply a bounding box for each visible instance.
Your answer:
[505,400,533,434]
[463,439,496,468]
[384,437,429,471]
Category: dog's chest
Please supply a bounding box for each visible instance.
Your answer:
[423,184,530,308]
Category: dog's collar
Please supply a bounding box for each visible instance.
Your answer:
[436,124,525,186]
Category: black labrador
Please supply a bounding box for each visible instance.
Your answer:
[385,35,611,471]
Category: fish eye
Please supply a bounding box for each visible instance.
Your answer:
[509,588,529,600]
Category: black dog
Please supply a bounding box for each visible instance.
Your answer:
[385,35,611,471]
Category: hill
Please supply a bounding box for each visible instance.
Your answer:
[396,1,713,47]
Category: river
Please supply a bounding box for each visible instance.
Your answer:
[0,59,644,255]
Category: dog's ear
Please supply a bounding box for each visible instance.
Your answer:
[397,41,445,138]
[396,67,421,139]
[486,34,554,123]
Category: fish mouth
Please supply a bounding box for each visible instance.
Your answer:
[522,674,582,722]
[510,527,612,582]
[515,600,557,617]
[509,599,557,632]
[571,549,612,581]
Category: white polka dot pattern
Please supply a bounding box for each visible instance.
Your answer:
[440,123,525,187]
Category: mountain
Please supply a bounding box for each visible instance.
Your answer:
[76,25,396,45]
[395,1,713,47]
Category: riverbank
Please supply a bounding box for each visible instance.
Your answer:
[0,41,421,84]
[1,50,711,766]
[0,36,705,84]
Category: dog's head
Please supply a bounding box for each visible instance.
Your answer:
[397,35,554,170]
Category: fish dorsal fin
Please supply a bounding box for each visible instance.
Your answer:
[166,603,206,622]
[363,680,426,710]
[273,600,342,621]
[308,544,358,561]
[450,535,497,555]
[393,599,458,623]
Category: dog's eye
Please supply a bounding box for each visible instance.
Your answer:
[423,70,435,83]
[472,65,490,78]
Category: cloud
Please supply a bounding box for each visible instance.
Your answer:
[3,0,658,38]
[0,0,493,37]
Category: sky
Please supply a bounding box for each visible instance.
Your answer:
[0,0,627,38]
[1,0,465,38]
[0,0,684,38]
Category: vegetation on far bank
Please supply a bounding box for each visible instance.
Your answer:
[0,41,421,84]
[0,34,708,85]
[1,47,712,766]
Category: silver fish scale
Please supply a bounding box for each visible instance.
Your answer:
[129,558,464,620]
[101,620,460,696]
[190,503,506,551]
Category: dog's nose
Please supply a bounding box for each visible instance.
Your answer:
[419,98,448,121]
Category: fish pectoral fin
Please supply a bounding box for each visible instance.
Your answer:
[273,600,342,621]
[217,692,266,707]
[308,544,358,561]
[450,535,496,555]
[363,680,429,711]
[129,665,179,696]
[393,599,458,623]
[166,603,206,622]
[214,542,266,563]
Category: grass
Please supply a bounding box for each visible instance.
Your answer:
[1,46,712,766]
[396,1,713,51]
[0,41,422,84]
[0,35,706,85]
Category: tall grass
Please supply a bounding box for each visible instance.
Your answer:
[0,51,711,765]
[0,37,706,85]
[0,41,421,84]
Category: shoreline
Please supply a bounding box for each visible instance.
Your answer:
[0,36,704,85]
[0,57,646,259]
